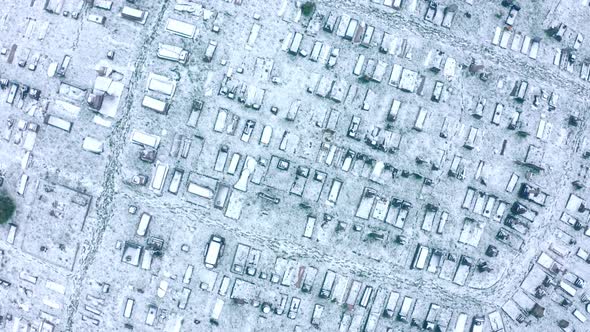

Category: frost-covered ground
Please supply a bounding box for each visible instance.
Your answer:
[0,0,590,331]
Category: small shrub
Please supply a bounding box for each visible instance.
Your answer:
[0,195,16,224]
[302,1,316,16]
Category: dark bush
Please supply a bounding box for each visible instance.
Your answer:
[0,195,16,224]
[302,1,315,16]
